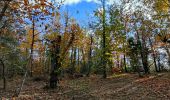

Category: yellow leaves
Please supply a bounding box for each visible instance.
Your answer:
[155,34,161,42]
[19,28,40,52]
[10,3,20,10]
[56,12,60,16]
[44,10,49,15]
[62,32,69,44]
[39,43,45,52]
[52,12,55,17]
[45,32,59,40]
[154,0,169,13]
[144,0,169,13]
[32,5,40,9]
[27,29,33,43]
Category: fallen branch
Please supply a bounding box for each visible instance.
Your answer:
[13,55,31,97]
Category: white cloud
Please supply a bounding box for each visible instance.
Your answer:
[56,0,121,5]
[62,0,121,5]
[107,0,119,5]
[86,0,100,4]
[63,0,81,5]
[62,0,99,5]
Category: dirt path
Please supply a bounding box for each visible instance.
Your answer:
[0,73,170,100]
[94,73,170,100]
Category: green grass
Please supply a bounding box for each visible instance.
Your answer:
[108,73,128,79]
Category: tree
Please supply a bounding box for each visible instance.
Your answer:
[0,26,20,90]
[86,35,93,76]
[143,0,170,67]
[101,0,107,78]
[109,5,128,72]
[127,37,145,76]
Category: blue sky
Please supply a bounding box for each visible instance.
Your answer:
[60,0,99,27]
[58,0,121,27]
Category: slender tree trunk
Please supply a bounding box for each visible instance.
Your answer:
[30,18,35,77]
[77,48,80,68]
[167,0,170,66]
[71,47,76,74]
[158,57,161,71]
[0,1,12,22]
[116,53,119,68]
[136,29,149,74]
[149,38,159,72]
[123,17,128,73]
[157,55,161,71]
[47,57,50,74]
[102,0,106,78]
[120,58,123,70]
[165,45,170,66]
[141,43,149,74]
[123,54,127,72]
[87,35,93,77]
[0,59,6,90]
[70,47,73,66]
[81,49,86,74]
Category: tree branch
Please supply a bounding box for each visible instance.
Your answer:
[0,0,12,22]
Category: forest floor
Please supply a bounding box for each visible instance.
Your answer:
[0,72,170,100]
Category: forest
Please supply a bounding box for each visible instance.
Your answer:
[0,0,170,99]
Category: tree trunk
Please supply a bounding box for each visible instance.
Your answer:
[72,48,77,74]
[165,45,170,66]
[134,19,149,74]
[137,31,149,74]
[70,47,74,66]
[141,44,149,74]
[116,53,119,68]
[102,0,106,78]
[81,49,86,74]
[149,38,159,72]
[123,54,127,72]
[49,35,61,88]
[167,0,170,66]
[0,59,6,90]
[157,55,162,71]
[123,15,128,73]
[30,18,35,77]
[0,1,11,22]
[77,48,80,68]
[86,35,93,77]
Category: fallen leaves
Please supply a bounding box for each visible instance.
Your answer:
[0,73,170,99]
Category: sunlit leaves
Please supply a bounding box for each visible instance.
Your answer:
[154,0,169,13]
[144,0,169,13]
[19,28,40,53]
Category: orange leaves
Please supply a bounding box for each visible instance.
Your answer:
[112,67,122,73]
[19,0,59,21]
[32,4,40,9]
[10,3,19,10]
[44,9,49,15]
[1,0,61,29]
[155,33,170,43]
[40,0,46,6]
[24,0,29,6]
